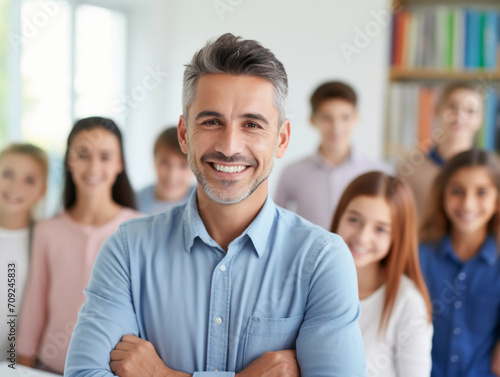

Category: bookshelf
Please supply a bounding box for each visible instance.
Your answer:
[385,0,500,159]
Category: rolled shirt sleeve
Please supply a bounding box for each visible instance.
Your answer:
[296,235,366,376]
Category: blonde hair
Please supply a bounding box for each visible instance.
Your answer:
[435,80,485,112]
[0,143,49,180]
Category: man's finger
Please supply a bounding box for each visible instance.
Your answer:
[110,349,128,361]
[109,360,121,373]
[121,334,141,343]
[114,341,136,352]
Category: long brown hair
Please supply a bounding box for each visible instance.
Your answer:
[63,117,136,210]
[420,149,500,244]
[331,171,432,334]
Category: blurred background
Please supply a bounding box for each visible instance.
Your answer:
[3,0,499,216]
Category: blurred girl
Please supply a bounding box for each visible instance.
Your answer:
[399,81,484,219]
[17,117,143,374]
[420,149,500,377]
[331,171,433,377]
[0,143,47,365]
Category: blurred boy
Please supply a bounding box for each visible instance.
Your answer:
[136,127,194,215]
[274,81,392,229]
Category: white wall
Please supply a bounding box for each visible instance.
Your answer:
[124,0,392,196]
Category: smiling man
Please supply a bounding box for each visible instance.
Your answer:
[64,33,365,377]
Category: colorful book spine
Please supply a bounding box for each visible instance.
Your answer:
[446,10,455,69]
[387,84,500,153]
[484,90,498,150]
[390,7,500,71]
[418,87,433,147]
[485,11,499,69]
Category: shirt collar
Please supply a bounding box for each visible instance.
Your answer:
[440,234,498,265]
[183,189,277,258]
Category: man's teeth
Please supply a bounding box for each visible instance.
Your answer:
[213,164,247,173]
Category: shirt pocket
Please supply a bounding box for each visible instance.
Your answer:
[242,314,304,368]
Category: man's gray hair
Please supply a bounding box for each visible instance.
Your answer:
[182,33,288,127]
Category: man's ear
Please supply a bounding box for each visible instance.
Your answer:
[178,116,189,154]
[276,120,291,159]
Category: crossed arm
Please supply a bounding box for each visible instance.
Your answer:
[65,229,365,377]
[109,335,299,377]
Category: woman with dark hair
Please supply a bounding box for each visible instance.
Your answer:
[17,117,143,374]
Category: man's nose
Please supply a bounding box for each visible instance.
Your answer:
[215,124,244,157]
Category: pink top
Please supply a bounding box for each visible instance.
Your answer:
[17,208,143,374]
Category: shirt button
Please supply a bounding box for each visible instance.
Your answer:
[458,272,466,280]
[454,301,462,309]
[453,327,461,335]
[451,355,459,363]
[219,265,226,272]
[215,317,222,325]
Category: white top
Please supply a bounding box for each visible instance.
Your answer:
[0,227,30,364]
[359,275,433,377]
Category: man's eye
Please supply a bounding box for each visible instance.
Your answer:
[245,122,260,128]
[203,120,221,126]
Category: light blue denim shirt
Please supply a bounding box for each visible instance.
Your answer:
[65,191,366,377]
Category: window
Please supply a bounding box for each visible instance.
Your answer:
[0,0,9,147]
[74,4,127,125]
[6,0,129,215]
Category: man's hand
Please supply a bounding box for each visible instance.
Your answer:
[110,334,190,377]
[236,350,300,377]
[492,341,500,377]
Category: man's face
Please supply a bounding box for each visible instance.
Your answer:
[178,73,289,205]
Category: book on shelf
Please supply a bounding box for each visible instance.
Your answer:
[391,7,500,71]
[387,83,500,153]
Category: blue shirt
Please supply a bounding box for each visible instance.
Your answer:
[419,234,500,377]
[135,184,195,215]
[65,192,366,377]
[427,147,445,167]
